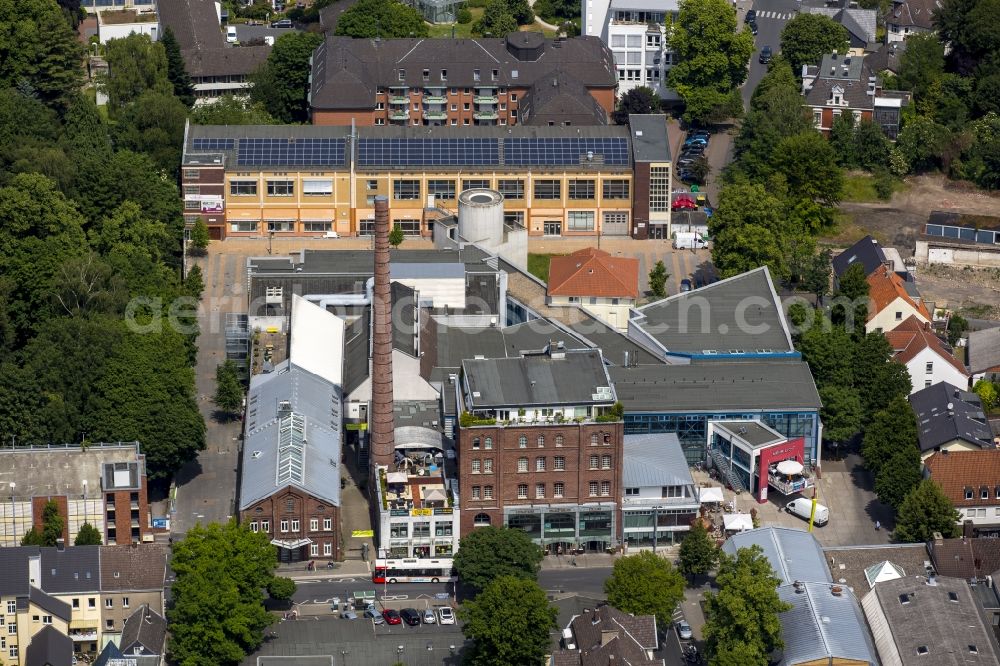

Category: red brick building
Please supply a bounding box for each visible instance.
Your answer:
[457,347,624,552]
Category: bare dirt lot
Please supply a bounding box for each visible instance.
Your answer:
[822,174,1000,316]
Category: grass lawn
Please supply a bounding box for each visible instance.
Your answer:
[527,253,563,283]
[426,10,482,37]
[841,172,908,203]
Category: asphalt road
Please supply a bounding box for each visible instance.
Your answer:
[233,24,297,42]
[742,0,800,109]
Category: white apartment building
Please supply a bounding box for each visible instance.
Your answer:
[582,0,680,100]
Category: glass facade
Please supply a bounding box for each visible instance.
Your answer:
[504,506,616,551]
[625,411,820,465]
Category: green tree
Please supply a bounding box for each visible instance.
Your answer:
[703,546,791,666]
[898,33,946,100]
[852,332,912,416]
[334,0,429,38]
[190,218,211,254]
[819,384,862,448]
[460,576,557,666]
[894,480,961,543]
[115,88,189,178]
[161,27,195,107]
[74,522,103,545]
[388,223,405,248]
[102,33,172,117]
[191,95,277,125]
[169,521,278,666]
[90,201,172,265]
[829,111,857,167]
[933,0,999,76]
[612,86,662,124]
[973,378,998,411]
[832,261,870,329]
[667,0,754,125]
[473,0,518,37]
[896,116,952,173]
[798,320,855,389]
[214,360,244,417]
[779,13,849,74]
[861,395,918,477]
[803,249,832,302]
[708,183,789,279]
[851,119,892,171]
[648,260,668,298]
[453,526,543,594]
[185,265,205,300]
[946,314,968,345]
[266,576,297,601]
[678,519,719,579]
[508,0,534,24]
[25,499,66,547]
[604,551,685,628]
[21,528,47,547]
[250,31,324,124]
[874,445,922,509]
[0,0,84,109]
[771,130,843,229]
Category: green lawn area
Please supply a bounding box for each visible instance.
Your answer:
[527,253,563,283]
[426,9,482,37]
[841,172,908,203]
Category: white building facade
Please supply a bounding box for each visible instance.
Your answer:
[583,0,680,100]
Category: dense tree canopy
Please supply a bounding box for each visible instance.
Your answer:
[453,526,543,594]
[102,33,173,117]
[74,522,102,545]
[612,87,662,124]
[250,32,324,124]
[894,480,961,542]
[779,14,848,75]
[0,0,83,109]
[604,551,686,627]
[460,577,557,666]
[334,0,428,38]
[678,519,719,578]
[191,95,277,125]
[473,0,519,37]
[161,27,195,107]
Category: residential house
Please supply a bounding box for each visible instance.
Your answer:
[238,296,344,563]
[803,52,910,139]
[308,33,616,127]
[118,604,167,664]
[552,604,661,666]
[865,265,931,334]
[803,6,877,51]
[833,234,910,287]
[0,548,71,666]
[865,41,907,78]
[861,574,999,665]
[886,315,969,392]
[884,0,940,43]
[96,8,159,45]
[457,346,624,551]
[23,625,73,666]
[547,247,639,331]
[968,326,1000,383]
[620,434,699,549]
[925,450,1000,537]
[909,382,995,462]
[915,210,1000,268]
[98,545,168,640]
[929,535,1000,580]
[40,545,102,656]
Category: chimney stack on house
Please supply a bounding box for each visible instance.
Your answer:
[371,195,395,467]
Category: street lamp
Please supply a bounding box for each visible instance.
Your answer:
[9,482,16,544]
[268,230,275,255]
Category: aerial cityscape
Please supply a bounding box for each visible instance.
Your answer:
[0,0,999,663]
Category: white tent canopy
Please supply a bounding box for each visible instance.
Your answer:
[699,486,725,503]
[723,513,754,533]
[386,471,408,484]
[776,459,804,475]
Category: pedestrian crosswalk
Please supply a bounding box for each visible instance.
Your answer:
[754,10,794,19]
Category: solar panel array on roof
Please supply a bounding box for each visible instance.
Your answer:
[357,138,500,167]
[503,137,629,166]
[237,137,347,167]
[191,137,235,151]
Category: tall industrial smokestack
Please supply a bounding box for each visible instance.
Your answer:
[371,195,395,467]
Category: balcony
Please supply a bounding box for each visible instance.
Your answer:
[424,95,447,104]
[389,110,410,121]
[424,110,447,120]
[768,473,814,496]
[70,630,99,641]
[473,111,499,121]
[389,96,409,105]
[474,95,498,104]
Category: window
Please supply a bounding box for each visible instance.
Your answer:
[537,435,545,447]
[390,523,408,538]
[534,180,561,199]
[441,69,447,80]
[649,165,670,211]
[555,435,564,447]
[472,437,481,450]
[463,102,471,111]
[625,487,639,496]
[88,598,95,609]
[324,542,332,556]
[484,458,493,473]
[646,33,660,47]
[310,518,319,531]
[601,481,611,496]
[498,179,524,199]
[280,520,289,533]
[484,437,493,449]
[303,179,333,196]
[517,484,528,499]
[601,454,612,469]
[474,513,491,526]
[590,455,599,469]
[814,110,823,126]
[42,616,52,625]
[462,179,490,190]
[184,169,199,180]
[267,180,294,196]
[303,222,330,233]
[422,68,430,81]
[230,180,257,196]
[435,522,453,537]
[602,180,630,199]
[519,435,528,448]
[393,179,420,200]
[663,486,684,498]
[73,599,79,609]
[472,486,481,499]
[536,483,545,498]
[413,522,430,537]
[983,487,990,500]
[105,619,113,630]
[105,598,113,608]
[5,601,13,615]
[366,179,379,191]
[518,457,528,472]
[121,597,129,608]
[310,544,319,556]
[554,482,564,497]
[473,68,480,81]
[261,520,269,532]
[324,517,332,530]
[536,457,546,471]
[472,459,482,473]
[398,69,406,80]
[484,485,493,499]
[510,93,517,102]
[291,519,300,531]
[589,481,599,496]
[591,433,599,445]
[427,179,456,200]
[250,521,259,533]
[567,211,595,231]
[925,362,933,374]
[569,180,595,199]
[969,645,978,654]
[916,646,928,655]
[554,456,565,471]
[9,647,17,658]
[184,199,200,210]
[948,591,959,602]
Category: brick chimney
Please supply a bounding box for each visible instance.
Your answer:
[370,195,395,467]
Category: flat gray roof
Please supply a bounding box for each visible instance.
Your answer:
[630,267,794,357]
[609,360,822,412]
[713,421,785,448]
[627,115,671,163]
[0,443,143,501]
[609,0,679,12]
[623,433,693,488]
[462,349,614,409]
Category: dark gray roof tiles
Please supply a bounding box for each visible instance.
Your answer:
[833,235,887,277]
[519,69,609,126]
[805,78,875,110]
[99,544,168,591]
[40,545,101,593]
[25,624,74,666]
[28,587,72,622]
[0,547,38,596]
[968,326,1000,375]
[157,0,270,77]
[908,382,993,452]
[120,604,168,656]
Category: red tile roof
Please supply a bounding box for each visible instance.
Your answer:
[884,315,969,376]
[866,265,931,322]
[547,248,639,300]
[925,450,1000,507]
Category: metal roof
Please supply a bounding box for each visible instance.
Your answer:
[722,527,832,586]
[241,364,342,509]
[288,295,345,387]
[777,581,878,666]
[622,433,693,488]
[712,421,785,449]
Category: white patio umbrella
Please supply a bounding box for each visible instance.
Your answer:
[776,459,804,476]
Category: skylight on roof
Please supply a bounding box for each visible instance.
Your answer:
[277,412,306,485]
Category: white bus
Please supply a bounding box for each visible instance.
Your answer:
[372,558,457,584]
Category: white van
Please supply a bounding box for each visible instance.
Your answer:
[785,498,829,526]
[226,26,238,43]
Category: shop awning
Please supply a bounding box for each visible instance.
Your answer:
[227,208,261,220]
[263,208,299,220]
[299,208,335,221]
[723,514,753,533]
[699,487,725,504]
[386,471,408,484]
[271,538,312,549]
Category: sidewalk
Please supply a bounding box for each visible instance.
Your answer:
[278,559,371,581]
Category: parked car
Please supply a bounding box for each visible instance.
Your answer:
[676,619,693,640]
[680,278,693,292]
[342,610,358,620]
[785,498,830,526]
[422,608,437,624]
[683,136,708,148]
[226,26,238,43]
[678,170,701,184]
[400,608,421,626]
[759,46,773,64]
[437,606,455,625]
[750,21,758,35]
[672,196,697,211]
[382,609,402,625]
[271,18,292,27]
[364,609,385,625]
[680,146,705,158]
[745,9,756,22]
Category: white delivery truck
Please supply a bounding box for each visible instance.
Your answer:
[226,26,238,43]
[673,232,709,250]
[785,498,830,526]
